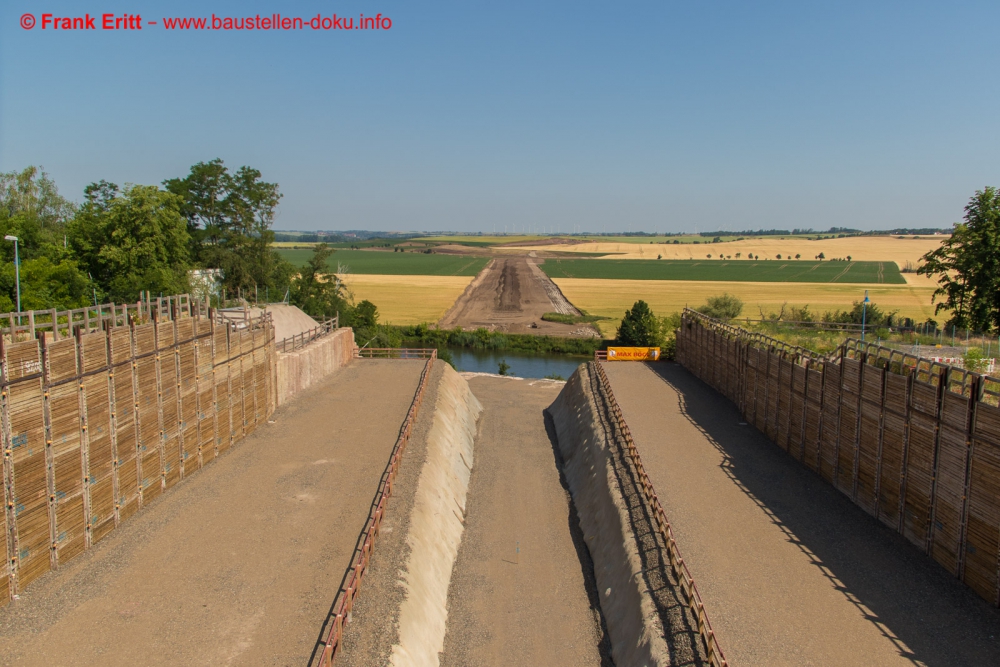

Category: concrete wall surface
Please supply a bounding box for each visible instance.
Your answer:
[276,327,356,405]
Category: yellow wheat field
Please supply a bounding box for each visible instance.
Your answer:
[338,274,474,325]
[554,278,944,337]
[520,235,946,268]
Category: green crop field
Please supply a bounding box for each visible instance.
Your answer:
[540,259,905,284]
[275,248,489,276]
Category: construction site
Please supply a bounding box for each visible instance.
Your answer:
[0,295,998,667]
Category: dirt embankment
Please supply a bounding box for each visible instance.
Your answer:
[439,375,610,667]
[548,363,709,667]
[438,257,599,337]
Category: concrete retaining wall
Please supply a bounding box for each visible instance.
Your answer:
[390,364,483,667]
[549,364,672,667]
[276,328,356,406]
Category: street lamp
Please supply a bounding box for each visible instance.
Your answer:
[861,289,870,342]
[4,235,20,314]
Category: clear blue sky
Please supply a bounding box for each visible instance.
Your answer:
[2,1,998,233]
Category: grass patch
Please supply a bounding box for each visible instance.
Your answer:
[540,259,905,284]
[396,324,605,356]
[540,312,606,325]
[276,248,488,276]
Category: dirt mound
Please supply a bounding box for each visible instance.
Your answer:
[438,258,597,336]
[548,363,709,666]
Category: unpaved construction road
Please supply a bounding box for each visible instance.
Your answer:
[439,375,609,666]
[602,361,1000,666]
[0,359,426,667]
[439,257,599,337]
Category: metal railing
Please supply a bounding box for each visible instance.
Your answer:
[355,348,438,359]
[594,359,729,666]
[316,355,436,666]
[276,316,339,353]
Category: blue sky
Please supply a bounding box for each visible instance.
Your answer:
[2,1,998,232]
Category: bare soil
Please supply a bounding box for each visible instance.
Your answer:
[439,376,610,666]
[438,257,600,337]
[0,359,427,667]
[602,361,1000,666]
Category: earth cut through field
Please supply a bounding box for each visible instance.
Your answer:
[438,257,599,337]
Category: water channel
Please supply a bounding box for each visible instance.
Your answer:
[446,347,588,380]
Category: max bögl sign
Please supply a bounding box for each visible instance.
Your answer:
[607,347,661,361]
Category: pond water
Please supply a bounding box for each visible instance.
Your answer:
[446,347,588,380]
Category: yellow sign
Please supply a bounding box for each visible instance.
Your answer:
[607,347,661,361]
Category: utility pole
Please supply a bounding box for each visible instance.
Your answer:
[5,235,20,314]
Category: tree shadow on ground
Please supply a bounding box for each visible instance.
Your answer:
[645,362,1000,667]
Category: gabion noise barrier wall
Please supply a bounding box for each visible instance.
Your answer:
[677,309,1000,608]
[0,310,275,603]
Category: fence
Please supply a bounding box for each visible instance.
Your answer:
[1,294,208,342]
[594,360,728,666]
[355,348,438,359]
[677,309,1000,608]
[317,352,436,666]
[0,304,275,604]
[278,316,339,353]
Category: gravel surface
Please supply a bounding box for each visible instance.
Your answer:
[602,361,1000,666]
[439,376,610,666]
[335,363,443,667]
[0,359,426,667]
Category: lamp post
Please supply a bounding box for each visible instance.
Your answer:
[4,235,20,314]
[861,289,869,342]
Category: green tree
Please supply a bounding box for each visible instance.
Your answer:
[69,184,191,302]
[617,300,661,346]
[918,187,1000,331]
[165,160,294,299]
[0,167,94,310]
[289,244,352,319]
[699,293,744,320]
[352,300,379,329]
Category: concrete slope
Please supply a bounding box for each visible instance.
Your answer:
[439,375,608,667]
[602,361,1000,667]
[0,359,427,666]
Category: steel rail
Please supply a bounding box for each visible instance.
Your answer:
[594,359,729,667]
[316,349,437,666]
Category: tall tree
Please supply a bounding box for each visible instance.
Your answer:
[69,184,191,302]
[289,244,352,319]
[166,160,293,299]
[918,187,1000,331]
[0,167,92,310]
[163,159,231,258]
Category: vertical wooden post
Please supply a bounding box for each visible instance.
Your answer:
[28,311,35,339]
[50,309,59,341]
[39,335,58,570]
[75,326,92,550]
[1,334,22,598]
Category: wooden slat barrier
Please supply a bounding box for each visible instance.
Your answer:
[594,360,729,667]
[317,350,437,666]
[0,300,275,605]
[678,309,1000,608]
